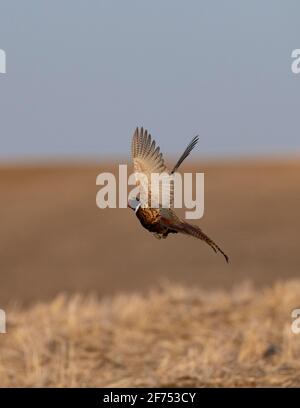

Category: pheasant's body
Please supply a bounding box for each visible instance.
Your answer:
[136,207,162,233]
[136,207,178,237]
[128,127,229,262]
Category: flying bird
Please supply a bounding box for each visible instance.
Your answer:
[128,127,229,263]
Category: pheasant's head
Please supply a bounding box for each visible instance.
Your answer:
[128,197,141,213]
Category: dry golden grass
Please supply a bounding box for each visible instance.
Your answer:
[1,280,300,387]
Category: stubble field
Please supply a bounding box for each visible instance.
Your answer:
[0,158,299,387]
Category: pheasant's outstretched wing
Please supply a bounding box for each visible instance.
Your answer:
[170,135,199,174]
[131,127,173,208]
[160,209,229,263]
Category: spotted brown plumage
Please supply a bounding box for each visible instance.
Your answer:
[128,127,229,263]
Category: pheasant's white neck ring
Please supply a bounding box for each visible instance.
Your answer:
[135,202,142,213]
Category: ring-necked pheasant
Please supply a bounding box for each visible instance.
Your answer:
[128,127,229,263]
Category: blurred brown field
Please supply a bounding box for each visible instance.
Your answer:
[0,158,299,306]
[0,158,300,387]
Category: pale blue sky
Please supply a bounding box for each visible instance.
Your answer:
[0,1,299,160]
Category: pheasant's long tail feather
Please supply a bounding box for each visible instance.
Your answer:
[176,221,229,263]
